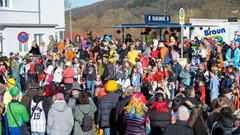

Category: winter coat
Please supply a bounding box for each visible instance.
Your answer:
[62,67,74,84]
[7,100,29,127]
[124,111,148,135]
[179,69,191,87]
[82,64,97,81]
[35,63,45,75]
[29,45,41,55]
[97,92,119,128]
[210,76,220,101]
[47,40,55,53]
[73,101,97,135]
[47,100,74,135]
[128,50,139,65]
[148,109,171,135]
[225,48,240,68]
[150,50,160,59]
[172,62,182,81]
[165,120,194,135]
[114,96,131,135]
[53,67,63,83]
[27,71,38,89]
[143,47,151,58]
[131,73,141,87]
[160,47,170,66]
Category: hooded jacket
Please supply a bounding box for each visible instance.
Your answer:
[7,100,29,127]
[47,100,74,135]
[73,101,97,135]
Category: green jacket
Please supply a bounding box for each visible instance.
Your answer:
[7,100,29,127]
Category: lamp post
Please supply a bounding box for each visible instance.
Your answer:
[69,0,73,42]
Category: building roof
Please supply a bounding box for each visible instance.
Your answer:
[0,23,58,30]
[110,23,218,28]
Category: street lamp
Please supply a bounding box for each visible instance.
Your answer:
[69,0,73,42]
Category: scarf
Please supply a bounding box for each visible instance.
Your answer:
[150,101,168,113]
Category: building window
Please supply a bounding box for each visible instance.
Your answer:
[19,42,28,52]
[0,0,10,8]
[59,31,65,40]
[34,34,44,46]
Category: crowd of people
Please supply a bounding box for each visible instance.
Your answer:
[0,30,239,135]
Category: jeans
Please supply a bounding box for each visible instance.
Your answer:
[86,80,96,96]
[31,132,45,135]
[104,128,110,135]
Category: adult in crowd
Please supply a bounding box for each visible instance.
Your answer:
[47,93,74,135]
[7,86,29,134]
[73,91,96,135]
[165,106,194,135]
[148,91,171,135]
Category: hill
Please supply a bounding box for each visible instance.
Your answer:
[65,0,240,38]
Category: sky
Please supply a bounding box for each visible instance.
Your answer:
[71,0,103,8]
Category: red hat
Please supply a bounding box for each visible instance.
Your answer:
[0,67,6,73]
[37,58,43,64]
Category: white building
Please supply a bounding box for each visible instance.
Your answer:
[189,18,240,44]
[0,0,65,56]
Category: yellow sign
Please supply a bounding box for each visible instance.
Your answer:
[179,8,185,25]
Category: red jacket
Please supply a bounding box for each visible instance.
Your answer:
[62,67,74,84]
[150,50,159,59]
[152,71,164,83]
[141,57,149,69]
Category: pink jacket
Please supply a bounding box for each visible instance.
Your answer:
[62,67,74,84]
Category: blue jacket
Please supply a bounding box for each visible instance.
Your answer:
[179,70,191,86]
[225,48,240,68]
[210,76,219,96]
[131,73,141,87]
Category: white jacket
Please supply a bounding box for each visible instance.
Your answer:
[53,67,63,83]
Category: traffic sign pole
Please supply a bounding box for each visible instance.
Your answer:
[179,8,185,58]
[181,25,184,58]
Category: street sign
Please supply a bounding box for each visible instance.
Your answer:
[179,8,185,25]
[144,14,170,23]
[18,32,29,43]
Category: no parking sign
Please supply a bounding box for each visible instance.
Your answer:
[17,32,29,43]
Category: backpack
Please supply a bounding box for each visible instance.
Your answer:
[80,109,93,132]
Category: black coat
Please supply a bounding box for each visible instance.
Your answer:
[29,45,41,55]
[149,109,171,135]
[165,120,194,135]
[115,96,131,135]
[97,92,120,128]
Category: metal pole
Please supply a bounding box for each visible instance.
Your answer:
[38,0,41,24]
[69,2,72,42]
[181,25,184,58]
[122,27,125,44]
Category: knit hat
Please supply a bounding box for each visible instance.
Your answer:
[106,80,117,92]
[7,78,16,89]
[10,86,20,97]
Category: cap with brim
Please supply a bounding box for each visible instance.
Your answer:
[10,86,20,97]
[222,88,232,94]
[72,82,84,91]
